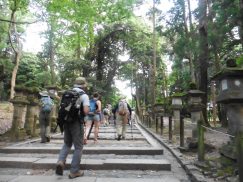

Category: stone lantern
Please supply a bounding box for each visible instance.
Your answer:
[212,58,243,181]
[147,105,153,127]
[154,103,165,116]
[24,88,39,137]
[171,95,183,134]
[187,89,205,138]
[212,60,243,136]
[10,86,29,141]
[45,86,60,132]
[154,103,165,133]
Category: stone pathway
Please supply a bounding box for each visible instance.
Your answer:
[0,119,190,182]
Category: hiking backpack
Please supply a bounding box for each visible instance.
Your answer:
[89,99,97,114]
[103,108,109,115]
[40,96,53,113]
[118,100,128,116]
[58,89,84,124]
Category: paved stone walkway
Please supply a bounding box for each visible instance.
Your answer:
[0,118,191,182]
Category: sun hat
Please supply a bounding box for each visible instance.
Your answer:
[73,77,88,88]
[39,91,49,96]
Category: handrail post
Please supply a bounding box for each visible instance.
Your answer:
[198,120,205,161]
[156,116,158,133]
[180,116,184,147]
[160,116,163,135]
[169,116,172,142]
[237,131,243,182]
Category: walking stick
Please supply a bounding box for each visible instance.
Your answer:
[114,115,117,139]
[87,121,94,139]
[130,115,133,140]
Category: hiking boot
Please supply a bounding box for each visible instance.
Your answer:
[117,135,122,141]
[46,136,50,142]
[68,170,84,179]
[55,161,65,175]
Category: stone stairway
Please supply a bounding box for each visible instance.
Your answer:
[0,123,190,182]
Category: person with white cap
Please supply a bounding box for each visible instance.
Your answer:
[56,77,89,179]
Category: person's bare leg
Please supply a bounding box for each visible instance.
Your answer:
[84,121,92,144]
[94,121,100,143]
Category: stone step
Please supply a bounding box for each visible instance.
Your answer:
[0,157,171,171]
[0,146,164,155]
[51,134,145,140]
[0,175,180,182]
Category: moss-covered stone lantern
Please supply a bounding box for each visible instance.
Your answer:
[171,94,183,134]
[187,89,205,138]
[10,86,29,141]
[24,87,40,137]
[212,59,243,136]
[45,85,60,132]
[154,103,165,116]
[212,58,243,181]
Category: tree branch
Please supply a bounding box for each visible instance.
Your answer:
[0,18,39,24]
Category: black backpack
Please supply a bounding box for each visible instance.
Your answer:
[58,89,85,124]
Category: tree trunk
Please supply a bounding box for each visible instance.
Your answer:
[49,21,55,85]
[184,0,196,83]
[9,7,22,99]
[198,0,209,126]
[10,52,21,99]
[239,0,243,50]
[151,0,156,120]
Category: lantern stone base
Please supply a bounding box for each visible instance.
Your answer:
[219,140,237,160]
[184,137,215,152]
[10,128,27,142]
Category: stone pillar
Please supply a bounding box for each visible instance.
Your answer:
[46,86,60,132]
[171,96,183,134]
[191,108,201,138]
[173,110,180,134]
[154,103,164,134]
[24,91,39,137]
[187,90,205,139]
[10,88,29,141]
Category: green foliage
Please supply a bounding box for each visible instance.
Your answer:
[17,53,51,88]
[236,55,243,67]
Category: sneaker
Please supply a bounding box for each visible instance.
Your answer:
[117,135,122,141]
[46,136,50,142]
[68,171,84,179]
[55,161,64,175]
[83,139,88,145]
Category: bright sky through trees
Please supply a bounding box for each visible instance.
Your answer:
[22,0,197,100]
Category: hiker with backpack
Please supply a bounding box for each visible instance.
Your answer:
[84,92,101,144]
[39,91,54,143]
[114,96,132,141]
[56,77,89,179]
[103,105,110,126]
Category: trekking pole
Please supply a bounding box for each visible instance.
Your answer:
[130,116,133,140]
[114,115,116,139]
[87,121,94,139]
